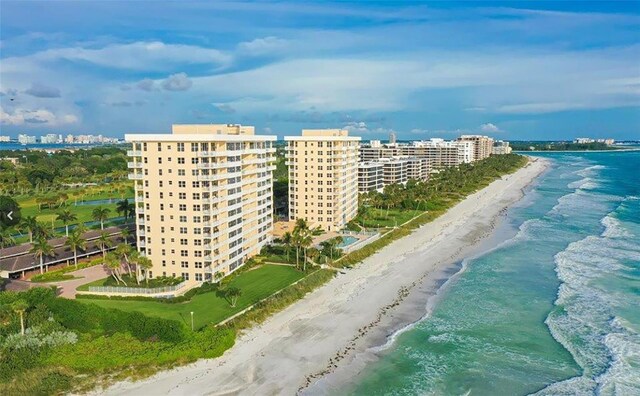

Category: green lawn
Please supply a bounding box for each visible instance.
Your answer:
[9,183,134,243]
[78,264,305,329]
[357,208,423,228]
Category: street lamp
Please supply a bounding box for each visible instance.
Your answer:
[190,311,194,331]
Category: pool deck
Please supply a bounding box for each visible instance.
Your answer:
[313,231,379,253]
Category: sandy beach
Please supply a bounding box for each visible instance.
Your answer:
[100,157,549,396]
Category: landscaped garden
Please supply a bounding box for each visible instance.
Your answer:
[78,264,306,329]
[0,147,134,247]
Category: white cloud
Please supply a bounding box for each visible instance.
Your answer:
[237,36,288,56]
[136,78,156,91]
[3,41,232,72]
[480,123,500,133]
[0,106,79,126]
[162,73,193,91]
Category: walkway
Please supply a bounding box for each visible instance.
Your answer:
[47,264,110,299]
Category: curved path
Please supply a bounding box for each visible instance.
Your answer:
[47,264,110,298]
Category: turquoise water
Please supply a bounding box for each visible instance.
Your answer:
[346,152,640,395]
[338,236,359,248]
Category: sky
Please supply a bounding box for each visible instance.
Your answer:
[0,1,639,141]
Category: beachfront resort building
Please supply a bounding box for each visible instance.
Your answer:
[358,162,384,193]
[457,135,494,161]
[126,124,276,287]
[492,140,512,155]
[285,129,360,232]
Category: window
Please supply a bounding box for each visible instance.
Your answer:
[178,181,186,188]
[195,273,203,281]
[178,157,185,164]
[179,204,187,211]
[182,272,189,281]
[180,227,187,234]
[177,143,185,152]
[180,239,188,245]
[180,250,188,257]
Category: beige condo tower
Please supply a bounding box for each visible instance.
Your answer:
[285,129,360,232]
[126,124,276,288]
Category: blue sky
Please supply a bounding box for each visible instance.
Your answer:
[1,1,639,140]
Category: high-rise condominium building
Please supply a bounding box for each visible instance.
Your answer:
[125,124,276,288]
[402,139,474,167]
[285,129,360,232]
[457,135,494,160]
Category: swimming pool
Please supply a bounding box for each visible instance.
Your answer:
[337,235,358,248]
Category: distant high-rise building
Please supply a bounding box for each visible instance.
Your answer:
[125,124,276,289]
[18,134,37,144]
[40,133,61,144]
[286,129,360,232]
[0,136,11,142]
[389,132,397,145]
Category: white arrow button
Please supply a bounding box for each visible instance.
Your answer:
[7,211,13,220]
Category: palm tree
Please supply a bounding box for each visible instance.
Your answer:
[225,287,242,307]
[114,243,134,275]
[104,251,126,285]
[96,231,113,259]
[19,215,38,243]
[0,229,16,249]
[214,271,224,284]
[300,232,313,271]
[33,221,53,241]
[65,230,86,268]
[56,209,77,236]
[30,237,54,274]
[92,206,111,230]
[116,199,129,219]
[11,299,29,336]
[281,231,293,261]
[126,202,135,221]
[137,255,153,285]
[331,236,344,261]
[120,227,131,244]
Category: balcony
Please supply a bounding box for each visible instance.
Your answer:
[135,196,144,203]
[138,240,146,248]
[135,206,145,214]
[127,150,142,157]
[128,173,144,180]
[137,229,146,237]
[127,162,143,169]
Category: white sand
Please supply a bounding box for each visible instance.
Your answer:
[100,157,549,396]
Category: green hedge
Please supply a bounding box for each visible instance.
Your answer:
[30,258,102,283]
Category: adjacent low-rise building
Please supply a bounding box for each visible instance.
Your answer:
[492,140,512,155]
[125,124,276,288]
[358,162,384,193]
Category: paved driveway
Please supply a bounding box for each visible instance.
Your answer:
[47,265,110,299]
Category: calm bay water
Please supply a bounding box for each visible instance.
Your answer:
[346,152,640,395]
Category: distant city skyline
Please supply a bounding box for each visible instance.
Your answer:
[1,1,638,140]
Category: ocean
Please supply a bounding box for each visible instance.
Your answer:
[344,152,640,395]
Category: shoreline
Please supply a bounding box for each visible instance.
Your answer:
[100,157,550,396]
